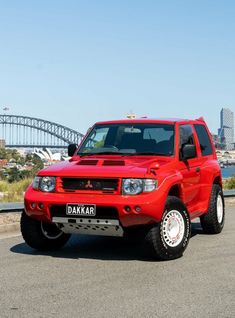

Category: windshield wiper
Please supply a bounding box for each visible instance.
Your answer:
[78,151,119,156]
[135,152,170,156]
[78,151,171,157]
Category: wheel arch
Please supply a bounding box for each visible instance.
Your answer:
[213,175,222,188]
[168,183,183,200]
[206,176,224,213]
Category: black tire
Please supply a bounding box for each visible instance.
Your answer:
[145,196,191,260]
[21,211,71,251]
[200,184,225,234]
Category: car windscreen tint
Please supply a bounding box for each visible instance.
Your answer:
[78,123,175,156]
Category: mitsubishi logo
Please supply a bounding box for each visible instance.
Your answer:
[85,180,93,189]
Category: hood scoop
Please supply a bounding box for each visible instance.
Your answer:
[77,159,98,166]
[102,160,125,166]
[77,159,126,166]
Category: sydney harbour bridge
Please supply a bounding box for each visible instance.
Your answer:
[0,115,84,149]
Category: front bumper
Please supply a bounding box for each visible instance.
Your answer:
[24,185,167,227]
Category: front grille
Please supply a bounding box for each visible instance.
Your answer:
[61,178,119,192]
[50,205,119,220]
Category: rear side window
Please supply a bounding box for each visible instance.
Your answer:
[194,124,213,156]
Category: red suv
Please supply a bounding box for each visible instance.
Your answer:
[21,117,225,260]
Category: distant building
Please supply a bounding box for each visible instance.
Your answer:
[33,148,62,162]
[0,139,6,148]
[218,108,234,150]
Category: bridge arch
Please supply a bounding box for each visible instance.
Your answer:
[0,114,84,148]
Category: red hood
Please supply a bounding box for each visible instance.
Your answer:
[39,156,174,178]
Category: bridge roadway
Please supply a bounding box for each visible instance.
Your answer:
[0,205,234,318]
[6,144,67,149]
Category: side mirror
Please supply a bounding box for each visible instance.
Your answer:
[181,144,196,160]
[68,144,78,157]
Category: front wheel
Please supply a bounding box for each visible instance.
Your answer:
[21,211,71,251]
[145,196,191,260]
[200,184,225,234]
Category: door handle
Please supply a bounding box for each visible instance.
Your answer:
[195,167,201,173]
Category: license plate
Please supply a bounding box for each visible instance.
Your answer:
[66,204,96,216]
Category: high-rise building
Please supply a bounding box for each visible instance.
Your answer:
[218,108,234,150]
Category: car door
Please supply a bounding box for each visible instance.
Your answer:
[178,124,201,213]
[193,123,216,212]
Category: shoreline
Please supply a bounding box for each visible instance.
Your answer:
[221,165,235,179]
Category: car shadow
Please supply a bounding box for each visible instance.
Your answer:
[10,222,205,261]
[191,221,204,237]
[10,235,156,262]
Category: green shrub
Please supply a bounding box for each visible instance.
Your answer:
[224,175,235,190]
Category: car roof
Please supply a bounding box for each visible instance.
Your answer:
[96,117,205,125]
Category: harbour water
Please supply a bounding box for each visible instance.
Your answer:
[221,166,235,179]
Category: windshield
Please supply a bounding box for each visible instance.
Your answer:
[78,123,175,156]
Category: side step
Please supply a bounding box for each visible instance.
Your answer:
[52,217,124,237]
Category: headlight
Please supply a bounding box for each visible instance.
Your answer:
[122,179,143,195]
[143,179,157,192]
[32,176,56,192]
[40,177,56,192]
[122,179,157,195]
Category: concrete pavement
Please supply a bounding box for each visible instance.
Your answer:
[0,207,234,318]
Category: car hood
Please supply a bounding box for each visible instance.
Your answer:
[39,156,174,178]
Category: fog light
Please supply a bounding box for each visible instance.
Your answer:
[38,203,44,210]
[135,206,141,213]
[124,206,131,213]
[31,203,36,209]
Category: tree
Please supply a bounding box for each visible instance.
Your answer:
[8,167,21,183]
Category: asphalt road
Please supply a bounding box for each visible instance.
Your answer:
[0,207,235,318]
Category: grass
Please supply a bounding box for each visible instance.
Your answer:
[0,178,32,202]
[0,181,9,192]
[1,192,25,202]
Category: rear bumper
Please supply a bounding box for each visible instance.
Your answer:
[24,186,167,227]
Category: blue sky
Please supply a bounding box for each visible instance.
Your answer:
[0,0,235,134]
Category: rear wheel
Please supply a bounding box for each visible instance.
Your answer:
[145,196,191,260]
[200,184,225,234]
[21,211,71,251]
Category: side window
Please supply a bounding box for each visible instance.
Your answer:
[194,124,213,156]
[179,125,196,159]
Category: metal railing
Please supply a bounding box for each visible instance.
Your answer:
[224,189,235,197]
[0,202,24,213]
